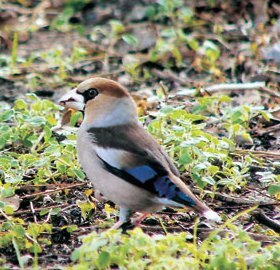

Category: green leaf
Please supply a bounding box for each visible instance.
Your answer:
[202,176,215,185]
[261,111,271,121]
[23,134,33,147]
[178,150,192,165]
[4,205,14,215]
[110,20,125,34]
[97,251,110,269]
[179,7,193,23]
[231,111,243,124]
[46,115,57,126]
[13,225,25,237]
[14,99,27,110]
[0,110,14,121]
[50,208,61,215]
[171,46,183,66]
[72,169,86,180]
[192,172,205,188]
[66,225,78,233]
[39,209,49,216]
[0,169,5,181]
[240,132,253,143]
[268,184,280,195]
[161,28,176,38]
[70,111,83,127]
[29,243,42,254]
[56,162,66,174]
[187,38,199,51]
[76,200,95,219]
[208,165,219,175]
[122,34,139,46]
[1,186,15,197]
[26,116,46,126]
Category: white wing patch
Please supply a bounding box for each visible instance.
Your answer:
[95,146,131,169]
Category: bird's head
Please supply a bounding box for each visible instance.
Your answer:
[59,78,138,127]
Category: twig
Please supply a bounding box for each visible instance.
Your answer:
[196,227,280,242]
[30,201,37,223]
[260,87,280,99]
[151,69,191,84]
[44,211,51,223]
[31,131,45,152]
[158,217,168,235]
[3,4,33,15]
[140,225,184,232]
[0,209,11,220]
[217,205,252,210]
[12,203,70,216]
[214,192,278,206]
[191,188,278,206]
[252,209,280,233]
[159,81,169,102]
[234,149,280,158]
[67,68,124,83]
[245,186,275,201]
[18,182,87,190]
[267,69,280,75]
[25,233,38,245]
[243,223,255,232]
[192,33,232,50]
[205,81,266,93]
[20,182,87,200]
[257,123,280,135]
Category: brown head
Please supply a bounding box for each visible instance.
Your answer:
[59,78,138,127]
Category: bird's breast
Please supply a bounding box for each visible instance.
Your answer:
[76,128,162,212]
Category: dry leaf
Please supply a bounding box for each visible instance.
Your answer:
[0,195,20,211]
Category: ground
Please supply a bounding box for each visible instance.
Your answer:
[0,0,279,269]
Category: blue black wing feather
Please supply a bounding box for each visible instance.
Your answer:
[99,157,195,207]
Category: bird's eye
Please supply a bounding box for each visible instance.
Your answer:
[87,88,98,98]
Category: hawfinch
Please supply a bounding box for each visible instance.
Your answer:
[59,78,221,229]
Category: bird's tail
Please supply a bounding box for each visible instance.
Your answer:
[171,175,221,222]
[193,202,221,222]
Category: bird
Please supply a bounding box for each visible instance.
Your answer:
[58,77,221,229]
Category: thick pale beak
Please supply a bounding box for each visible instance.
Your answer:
[58,88,85,111]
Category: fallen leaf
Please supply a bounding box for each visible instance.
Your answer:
[0,195,20,211]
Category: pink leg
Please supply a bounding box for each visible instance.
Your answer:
[132,213,149,226]
[109,207,133,230]
[110,220,124,230]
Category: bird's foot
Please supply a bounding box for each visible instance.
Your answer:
[109,209,149,232]
[109,220,135,233]
[109,220,124,230]
[131,213,149,226]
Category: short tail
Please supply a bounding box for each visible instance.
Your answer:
[191,198,221,222]
[201,209,221,222]
[170,175,222,222]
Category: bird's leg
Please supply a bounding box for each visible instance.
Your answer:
[110,207,133,230]
[131,212,149,226]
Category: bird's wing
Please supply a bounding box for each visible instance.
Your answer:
[159,147,180,176]
[88,123,180,174]
[87,124,196,207]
